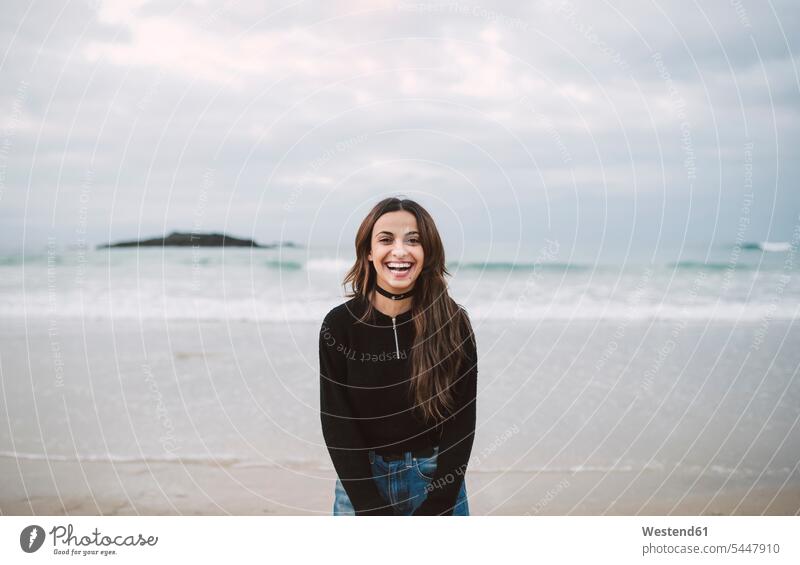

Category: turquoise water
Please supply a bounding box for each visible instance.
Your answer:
[1,242,798,321]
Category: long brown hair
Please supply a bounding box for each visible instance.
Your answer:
[342,197,474,425]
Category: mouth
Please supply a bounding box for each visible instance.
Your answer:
[383,261,415,278]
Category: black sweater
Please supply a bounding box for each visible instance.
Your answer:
[319,295,478,516]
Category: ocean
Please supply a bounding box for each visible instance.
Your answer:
[1,241,798,322]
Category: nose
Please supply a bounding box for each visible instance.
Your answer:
[391,240,409,256]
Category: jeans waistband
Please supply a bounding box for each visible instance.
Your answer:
[369,445,438,465]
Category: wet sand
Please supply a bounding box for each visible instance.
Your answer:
[2,456,797,516]
[2,318,798,516]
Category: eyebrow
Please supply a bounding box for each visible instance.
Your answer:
[376,231,419,237]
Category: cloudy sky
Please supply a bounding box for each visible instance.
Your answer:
[1,0,798,259]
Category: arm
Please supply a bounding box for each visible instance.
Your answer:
[413,311,478,516]
[319,314,393,515]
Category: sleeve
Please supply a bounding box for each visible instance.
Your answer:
[412,310,478,516]
[319,313,393,515]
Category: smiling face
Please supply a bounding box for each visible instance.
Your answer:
[368,210,425,293]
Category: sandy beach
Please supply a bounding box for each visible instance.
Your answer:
[2,456,797,516]
[2,316,798,516]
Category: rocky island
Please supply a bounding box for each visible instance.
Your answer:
[97,231,299,249]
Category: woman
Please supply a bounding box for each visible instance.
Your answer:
[319,197,478,516]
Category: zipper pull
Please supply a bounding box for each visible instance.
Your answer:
[391,317,400,359]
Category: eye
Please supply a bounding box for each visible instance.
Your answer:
[408,238,420,244]
[379,238,392,244]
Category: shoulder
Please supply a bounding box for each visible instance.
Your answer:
[456,304,474,331]
[455,304,477,356]
[321,296,364,331]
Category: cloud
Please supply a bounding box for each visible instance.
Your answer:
[1,0,798,251]
[85,1,385,89]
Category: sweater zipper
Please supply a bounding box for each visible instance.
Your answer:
[391,317,400,358]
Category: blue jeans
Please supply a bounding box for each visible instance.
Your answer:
[333,445,469,516]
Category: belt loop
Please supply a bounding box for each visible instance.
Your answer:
[404,451,412,468]
[368,449,375,464]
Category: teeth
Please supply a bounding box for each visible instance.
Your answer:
[386,262,411,268]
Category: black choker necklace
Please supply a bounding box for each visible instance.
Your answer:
[374,284,416,301]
